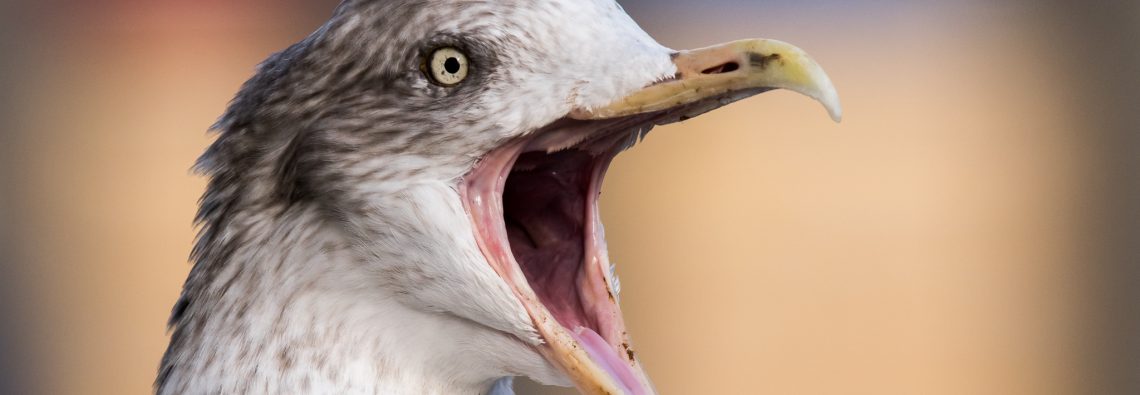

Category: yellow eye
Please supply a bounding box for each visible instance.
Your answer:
[427,47,469,86]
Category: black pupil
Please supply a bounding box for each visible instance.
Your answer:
[443,57,461,74]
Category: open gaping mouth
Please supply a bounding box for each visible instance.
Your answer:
[462,103,735,394]
[462,39,841,394]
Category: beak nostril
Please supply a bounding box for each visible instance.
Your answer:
[700,61,740,75]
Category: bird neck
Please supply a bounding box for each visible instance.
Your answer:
[159,204,509,395]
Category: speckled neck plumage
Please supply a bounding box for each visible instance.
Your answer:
[160,201,543,394]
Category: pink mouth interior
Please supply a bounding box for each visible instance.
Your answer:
[461,117,647,391]
[461,89,769,393]
[461,90,763,392]
[503,147,644,393]
[504,149,598,332]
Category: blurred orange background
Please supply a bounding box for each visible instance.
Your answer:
[1,1,1137,394]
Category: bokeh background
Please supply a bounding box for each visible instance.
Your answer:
[1,0,1137,394]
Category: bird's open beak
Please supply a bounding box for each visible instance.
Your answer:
[572,38,842,123]
[463,38,840,395]
[555,39,840,394]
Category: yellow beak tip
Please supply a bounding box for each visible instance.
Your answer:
[825,98,843,123]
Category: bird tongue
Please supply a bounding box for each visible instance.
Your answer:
[573,326,646,395]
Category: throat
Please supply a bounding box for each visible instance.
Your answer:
[158,207,534,395]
